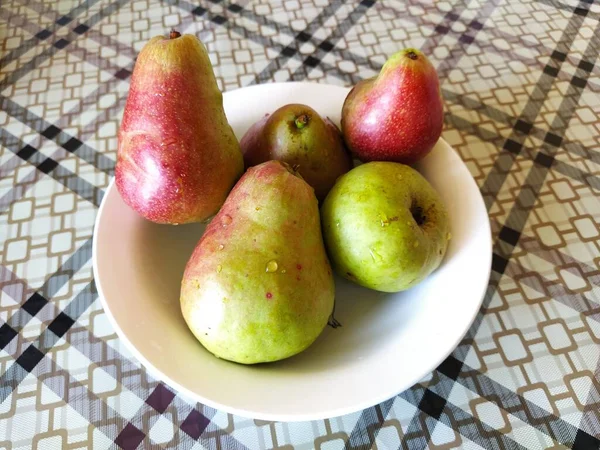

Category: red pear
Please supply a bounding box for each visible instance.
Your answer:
[341,48,443,164]
[115,31,244,224]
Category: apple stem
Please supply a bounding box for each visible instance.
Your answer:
[406,50,418,60]
[170,29,181,39]
[295,114,309,129]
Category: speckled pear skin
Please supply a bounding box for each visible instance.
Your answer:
[240,103,352,202]
[321,162,450,293]
[115,32,244,224]
[180,161,335,364]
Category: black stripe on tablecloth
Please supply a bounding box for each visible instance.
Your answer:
[344,381,529,450]
[0,281,97,402]
[443,108,600,191]
[0,95,115,176]
[0,237,93,349]
[439,356,600,447]
[537,0,599,20]
[0,128,104,208]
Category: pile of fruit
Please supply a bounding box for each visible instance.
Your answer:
[115,31,450,365]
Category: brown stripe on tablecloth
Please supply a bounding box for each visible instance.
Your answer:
[503,256,600,326]
[573,354,600,447]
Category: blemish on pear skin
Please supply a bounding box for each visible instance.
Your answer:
[296,264,302,270]
[222,214,232,226]
[266,292,273,299]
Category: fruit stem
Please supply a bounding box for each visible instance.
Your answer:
[170,29,181,39]
[295,114,309,129]
[406,50,418,60]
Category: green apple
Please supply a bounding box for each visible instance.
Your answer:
[321,161,450,293]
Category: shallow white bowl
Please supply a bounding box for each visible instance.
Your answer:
[93,82,491,422]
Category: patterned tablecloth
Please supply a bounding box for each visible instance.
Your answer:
[1,0,600,448]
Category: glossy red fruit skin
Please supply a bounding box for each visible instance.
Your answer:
[341,48,444,164]
[115,34,243,224]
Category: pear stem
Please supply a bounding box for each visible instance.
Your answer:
[295,114,309,129]
[170,29,181,39]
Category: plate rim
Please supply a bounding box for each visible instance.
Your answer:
[93,81,492,421]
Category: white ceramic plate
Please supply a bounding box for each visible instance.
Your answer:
[93,82,491,422]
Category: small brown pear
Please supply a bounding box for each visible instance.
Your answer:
[240,104,352,202]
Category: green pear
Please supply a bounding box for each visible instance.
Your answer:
[180,160,335,364]
[240,103,352,202]
[321,162,450,293]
